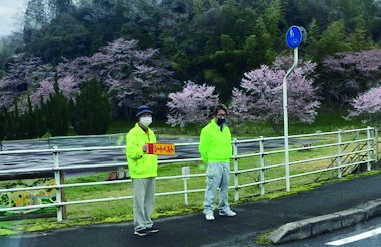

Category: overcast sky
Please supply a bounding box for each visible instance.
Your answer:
[0,0,27,36]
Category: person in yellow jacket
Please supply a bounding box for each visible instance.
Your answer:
[199,104,236,221]
[126,105,159,236]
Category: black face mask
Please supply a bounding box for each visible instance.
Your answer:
[217,118,226,126]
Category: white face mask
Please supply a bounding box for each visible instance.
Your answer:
[140,116,152,127]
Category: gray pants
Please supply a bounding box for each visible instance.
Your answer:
[203,162,230,215]
[132,178,155,231]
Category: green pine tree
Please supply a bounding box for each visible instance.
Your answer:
[244,34,258,70]
[11,100,22,140]
[254,0,287,65]
[35,96,47,138]
[45,75,71,136]
[313,20,351,61]
[72,79,111,135]
[1,107,12,140]
[0,107,6,141]
[24,94,37,139]
[220,34,236,51]
[349,16,372,51]
[305,19,321,60]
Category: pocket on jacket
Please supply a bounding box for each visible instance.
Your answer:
[134,156,148,173]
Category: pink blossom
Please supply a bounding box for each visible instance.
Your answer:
[323,50,381,77]
[31,79,54,105]
[31,76,79,106]
[230,56,320,127]
[167,81,219,127]
[349,86,381,125]
[322,49,381,103]
[58,76,80,99]
[0,38,177,113]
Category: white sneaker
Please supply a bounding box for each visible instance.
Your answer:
[205,214,215,221]
[219,209,236,217]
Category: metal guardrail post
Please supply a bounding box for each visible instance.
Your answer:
[259,136,266,195]
[376,127,379,162]
[357,131,361,165]
[182,166,190,206]
[183,179,188,206]
[367,126,372,171]
[337,130,343,178]
[233,138,239,202]
[53,146,66,222]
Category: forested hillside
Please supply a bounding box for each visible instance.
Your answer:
[0,0,381,138]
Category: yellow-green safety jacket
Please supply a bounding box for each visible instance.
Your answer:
[126,123,158,178]
[199,119,232,163]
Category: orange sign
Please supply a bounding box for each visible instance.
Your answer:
[147,143,175,156]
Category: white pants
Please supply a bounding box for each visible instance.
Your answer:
[132,178,155,231]
[203,162,231,215]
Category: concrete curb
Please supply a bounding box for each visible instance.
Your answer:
[268,198,381,244]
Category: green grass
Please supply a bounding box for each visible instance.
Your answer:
[106,121,135,135]
[255,229,275,246]
[35,111,368,138]
[107,110,366,137]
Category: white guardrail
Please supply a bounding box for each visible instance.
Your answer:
[0,127,378,222]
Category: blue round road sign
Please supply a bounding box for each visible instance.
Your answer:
[286,26,303,49]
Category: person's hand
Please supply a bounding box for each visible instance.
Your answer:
[142,144,148,153]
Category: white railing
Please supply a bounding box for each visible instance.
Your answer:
[0,127,377,222]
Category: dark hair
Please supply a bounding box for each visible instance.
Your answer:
[214,104,228,116]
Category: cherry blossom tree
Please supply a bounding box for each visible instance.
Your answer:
[323,49,381,77]
[348,86,381,126]
[0,53,53,109]
[0,38,178,117]
[57,38,178,116]
[230,56,321,133]
[31,75,79,106]
[322,49,381,103]
[166,81,219,127]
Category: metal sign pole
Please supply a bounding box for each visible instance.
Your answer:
[283,25,305,192]
[283,48,299,192]
[182,166,190,205]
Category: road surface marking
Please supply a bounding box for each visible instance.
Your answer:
[326,227,381,246]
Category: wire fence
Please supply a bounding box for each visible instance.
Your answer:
[0,127,377,222]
